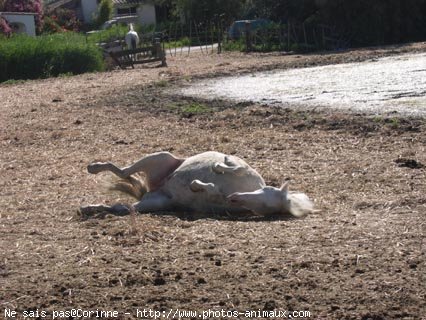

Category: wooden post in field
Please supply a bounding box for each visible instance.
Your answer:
[155,38,167,67]
[245,21,252,52]
[174,22,178,56]
[287,22,291,51]
[188,20,192,55]
[210,21,214,54]
[217,21,222,54]
[194,21,204,54]
[303,22,308,45]
[313,28,317,49]
[322,25,326,48]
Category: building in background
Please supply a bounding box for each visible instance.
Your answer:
[45,0,156,25]
[0,12,37,36]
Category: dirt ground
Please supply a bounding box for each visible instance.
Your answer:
[1,43,425,320]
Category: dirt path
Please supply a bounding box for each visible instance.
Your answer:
[1,43,425,320]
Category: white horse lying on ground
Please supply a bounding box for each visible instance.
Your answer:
[80,151,314,218]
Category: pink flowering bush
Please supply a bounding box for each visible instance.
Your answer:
[43,8,80,33]
[0,16,12,36]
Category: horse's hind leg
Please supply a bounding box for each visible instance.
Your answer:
[213,163,246,175]
[87,152,185,190]
[212,155,246,175]
[212,162,246,176]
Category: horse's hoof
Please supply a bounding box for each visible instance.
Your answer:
[87,162,105,174]
[79,204,111,216]
[111,204,131,216]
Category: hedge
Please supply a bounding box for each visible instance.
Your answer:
[0,33,104,82]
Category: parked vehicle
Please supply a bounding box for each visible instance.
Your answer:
[100,16,137,30]
[228,19,271,39]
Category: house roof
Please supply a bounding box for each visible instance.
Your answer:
[0,12,38,16]
[46,0,148,10]
[113,0,147,5]
[45,0,75,10]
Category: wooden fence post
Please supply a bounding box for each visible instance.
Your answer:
[155,39,167,67]
[322,26,326,48]
[303,22,308,45]
[287,21,291,51]
[245,21,252,52]
[217,24,222,54]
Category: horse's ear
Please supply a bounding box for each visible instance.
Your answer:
[280,181,290,192]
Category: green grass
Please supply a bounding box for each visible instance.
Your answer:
[0,79,26,85]
[181,103,210,114]
[155,79,169,87]
[163,37,191,49]
[223,38,246,52]
[167,102,211,116]
[388,117,400,129]
[373,116,400,129]
[0,33,104,82]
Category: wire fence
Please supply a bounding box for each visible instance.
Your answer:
[157,20,224,56]
[232,22,350,53]
[93,20,348,57]
[159,20,348,55]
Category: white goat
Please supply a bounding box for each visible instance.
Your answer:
[81,151,314,218]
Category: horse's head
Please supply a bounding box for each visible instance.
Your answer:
[227,181,313,217]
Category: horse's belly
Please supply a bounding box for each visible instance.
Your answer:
[161,152,265,212]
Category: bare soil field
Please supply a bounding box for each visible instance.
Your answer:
[1,43,425,320]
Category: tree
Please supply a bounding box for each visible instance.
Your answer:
[152,0,426,45]
[242,0,317,22]
[97,0,113,27]
[3,0,43,33]
[175,0,243,22]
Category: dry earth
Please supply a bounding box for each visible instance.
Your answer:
[1,43,426,320]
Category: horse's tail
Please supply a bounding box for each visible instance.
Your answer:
[287,192,314,218]
[109,174,147,200]
[131,37,137,50]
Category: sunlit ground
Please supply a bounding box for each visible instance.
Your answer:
[181,53,426,116]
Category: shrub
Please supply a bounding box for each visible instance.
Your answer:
[0,16,12,36]
[43,8,81,34]
[86,24,128,44]
[223,38,245,51]
[96,0,113,27]
[0,33,104,82]
[42,16,63,34]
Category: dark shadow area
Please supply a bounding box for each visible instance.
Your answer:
[77,206,296,222]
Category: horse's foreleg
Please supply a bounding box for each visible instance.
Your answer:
[79,203,130,217]
[133,192,174,213]
[79,192,173,217]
